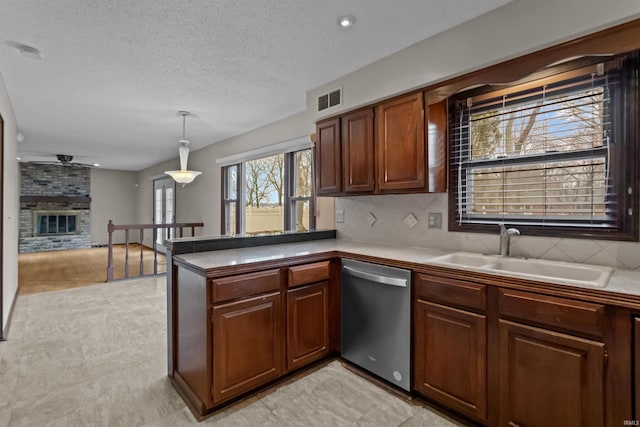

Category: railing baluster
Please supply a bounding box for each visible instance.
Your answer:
[139,228,144,276]
[106,221,203,281]
[125,229,130,279]
[107,220,114,281]
[153,226,158,275]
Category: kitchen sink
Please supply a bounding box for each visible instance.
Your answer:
[428,252,612,288]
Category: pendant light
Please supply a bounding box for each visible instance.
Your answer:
[165,111,202,186]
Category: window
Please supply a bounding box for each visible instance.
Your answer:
[34,211,79,236]
[222,148,315,235]
[449,55,638,240]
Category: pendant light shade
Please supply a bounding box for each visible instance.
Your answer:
[165,111,202,186]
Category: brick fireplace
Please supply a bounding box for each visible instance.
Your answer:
[19,163,92,253]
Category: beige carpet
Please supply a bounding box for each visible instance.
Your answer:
[0,276,463,426]
[18,244,166,295]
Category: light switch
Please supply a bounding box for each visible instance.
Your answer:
[403,213,418,229]
[336,209,344,223]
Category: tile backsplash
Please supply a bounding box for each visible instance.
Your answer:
[335,193,640,271]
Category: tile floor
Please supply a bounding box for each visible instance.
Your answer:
[0,277,464,426]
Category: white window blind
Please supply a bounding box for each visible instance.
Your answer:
[450,62,622,230]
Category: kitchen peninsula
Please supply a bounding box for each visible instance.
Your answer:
[167,233,640,426]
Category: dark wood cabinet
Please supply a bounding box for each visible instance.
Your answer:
[499,319,605,427]
[212,291,284,403]
[342,108,375,193]
[414,299,487,421]
[635,317,640,417]
[286,282,330,370]
[315,117,342,195]
[375,92,425,191]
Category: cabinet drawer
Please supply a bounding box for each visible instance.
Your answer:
[210,269,281,303]
[415,273,486,312]
[288,261,330,288]
[499,289,605,338]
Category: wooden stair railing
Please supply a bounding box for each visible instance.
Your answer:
[106,220,204,281]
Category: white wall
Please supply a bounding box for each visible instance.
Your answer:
[90,168,139,246]
[0,72,19,333]
[135,0,639,246]
[308,0,640,119]
[137,110,335,244]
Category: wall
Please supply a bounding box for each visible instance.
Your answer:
[336,194,640,270]
[134,0,639,256]
[0,71,19,335]
[136,110,334,246]
[308,0,640,119]
[90,168,138,245]
[321,0,640,271]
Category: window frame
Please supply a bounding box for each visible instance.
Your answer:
[221,148,315,235]
[285,149,316,232]
[448,54,639,241]
[221,163,242,236]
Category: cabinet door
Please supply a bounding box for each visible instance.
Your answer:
[499,320,605,427]
[315,117,342,195]
[287,282,329,370]
[414,299,487,421]
[635,317,640,416]
[375,92,425,191]
[342,108,375,193]
[212,292,284,403]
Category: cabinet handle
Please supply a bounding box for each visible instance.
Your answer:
[342,266,407,287]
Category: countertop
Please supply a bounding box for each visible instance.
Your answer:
[174,239,640,299]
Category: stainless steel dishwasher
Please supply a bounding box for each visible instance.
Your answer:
[341,258,411,391]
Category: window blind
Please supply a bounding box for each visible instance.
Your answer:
[450,62,622,230]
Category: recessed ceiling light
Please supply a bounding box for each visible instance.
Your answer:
[16,157,21,161]
[6,40,44,60]
[93,163,100,167]
[337,15,355,28]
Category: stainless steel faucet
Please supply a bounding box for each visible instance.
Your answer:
[499,224,520,257]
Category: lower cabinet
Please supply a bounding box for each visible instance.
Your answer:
[499,320,605,427]
[414,299,487,422]
[211,291,284,403]
[287,282,330,370]
[635,317,640,417]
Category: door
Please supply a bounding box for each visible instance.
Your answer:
[315,117,342,195]
[414,300,487,421]
[287,282,329,370]
[212,292,284,403]
[153,177,175,253]
[499,319,605,427]
[342,108,375,193]
[375,92,425,191]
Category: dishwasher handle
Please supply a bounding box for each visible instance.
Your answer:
[342,265,408,287]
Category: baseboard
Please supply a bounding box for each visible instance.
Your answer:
[0,286,18,341]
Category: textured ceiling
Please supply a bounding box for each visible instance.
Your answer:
[0,0,510,170]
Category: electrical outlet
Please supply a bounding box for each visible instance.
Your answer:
[428,212,442,229]
[403,213,418,229]
[365,212,377,226]
[336,209,344,223]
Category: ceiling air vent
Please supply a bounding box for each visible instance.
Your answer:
[318,88,342,112]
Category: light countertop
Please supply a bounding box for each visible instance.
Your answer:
[175,239,640,299]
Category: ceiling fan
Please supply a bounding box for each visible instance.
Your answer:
[19,152,99,168]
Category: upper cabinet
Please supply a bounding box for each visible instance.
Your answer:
[342,108,375,193]
[315,117,342,195]
[314,91,446,196]
[376,92,425,191]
